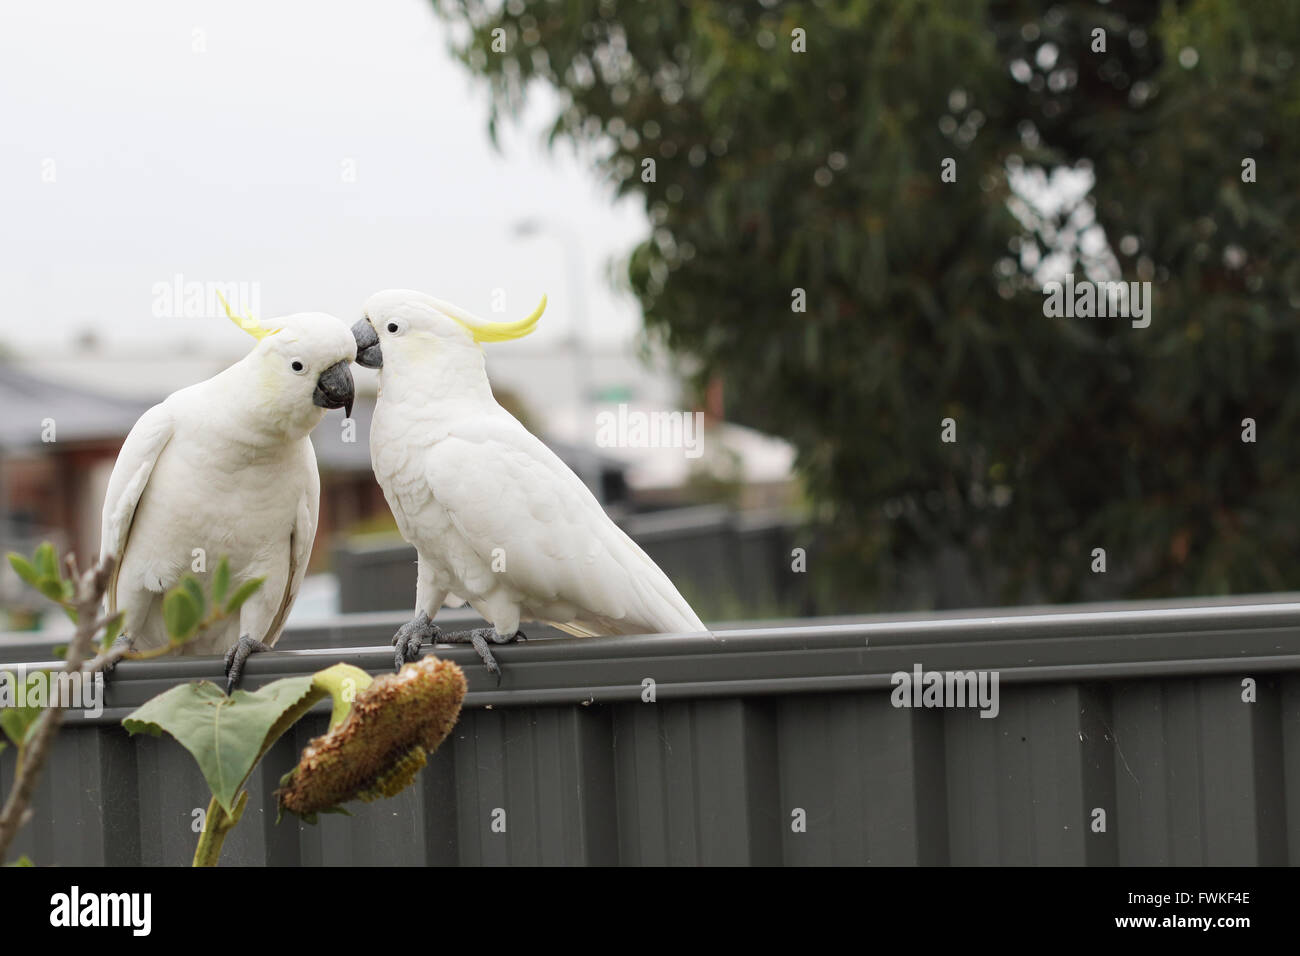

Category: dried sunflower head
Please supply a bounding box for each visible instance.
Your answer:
[277,656,466,821]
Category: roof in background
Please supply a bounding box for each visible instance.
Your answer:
[0,363,153,451]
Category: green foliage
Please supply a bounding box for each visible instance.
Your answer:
[100,613,124,654]
[162,589,202,643]
[0,683,44,753]
[1,543,275,867]
[6,543,266,661]
[181,578,206,620]
[121,663,390,865]
[435,0,1300,607]
[122,676,320,815]
[212,556,231,608]
[151,563,262,652]
[143,558,261,655]
[223,578,265,616]
[31,544,56,581]
[10,547,78,623]
[121,664,373,819]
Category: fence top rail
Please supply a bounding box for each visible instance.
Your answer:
[5,599,1298,723]
[7,590,1300,650]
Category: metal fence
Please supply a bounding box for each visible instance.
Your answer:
[2,598,1299,865]
[332,506,816,618]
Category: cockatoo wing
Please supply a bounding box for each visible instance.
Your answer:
[99,403,175,614]
[424,417,705,636]
[258,442,320,646]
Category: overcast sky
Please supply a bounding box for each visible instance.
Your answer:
[0,0,648,356]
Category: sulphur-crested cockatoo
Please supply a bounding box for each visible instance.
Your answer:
[100,301,356,690]
[353,290,706,678]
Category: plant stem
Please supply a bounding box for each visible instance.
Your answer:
[0,556,113,863]
[192,791,247,867]
[83,609,228,672]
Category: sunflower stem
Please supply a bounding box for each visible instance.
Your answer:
[192,791,247,868]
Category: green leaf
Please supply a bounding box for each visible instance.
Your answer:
[182,577,206,620]
[7,554,40,588]
[121,676,322,815]
[212,557,231,607]
[223,578,265,616]
[3,707,45,747]
[0,672,45,748]
[32,543,57,580]
[37,578,65,603]
[162,589,201,642]
[4,855,33,867]
[52,644,68,660]
[101,613,125,653]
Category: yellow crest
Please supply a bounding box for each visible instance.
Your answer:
[434,294,547,344]
[216,291,279,341]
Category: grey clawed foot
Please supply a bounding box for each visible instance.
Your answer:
[224,634,271,694]
[467,631,501,684]
[102,633,133,677]
[392,611,441,672]
[438,627,525,685]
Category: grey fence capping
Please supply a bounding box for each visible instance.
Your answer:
[9,599,1300,721]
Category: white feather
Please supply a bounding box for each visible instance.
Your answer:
[364,289,706,639]
[99,312,352,655]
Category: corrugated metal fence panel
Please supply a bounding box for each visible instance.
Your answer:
[331,507,807,616]
[1107,675,1290,866]
[3,601,1300,865]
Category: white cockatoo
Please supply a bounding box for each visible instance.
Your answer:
[352,290,706,679]
[100,301,357,690]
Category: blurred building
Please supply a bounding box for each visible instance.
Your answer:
[0,365,149,560]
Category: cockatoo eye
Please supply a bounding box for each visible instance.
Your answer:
[290,359,307,374]
[386,322,400,334]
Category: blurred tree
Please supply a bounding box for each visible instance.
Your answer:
[433,0,1300,608]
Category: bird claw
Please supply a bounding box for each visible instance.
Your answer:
[438,627,524,685]
[224,635,270,694]
[101,633,133,677]
[391,611,441,672]
[468,632,503,685]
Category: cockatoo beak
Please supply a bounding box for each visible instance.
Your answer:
[352,318,382,369]
[313,360,355,418]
